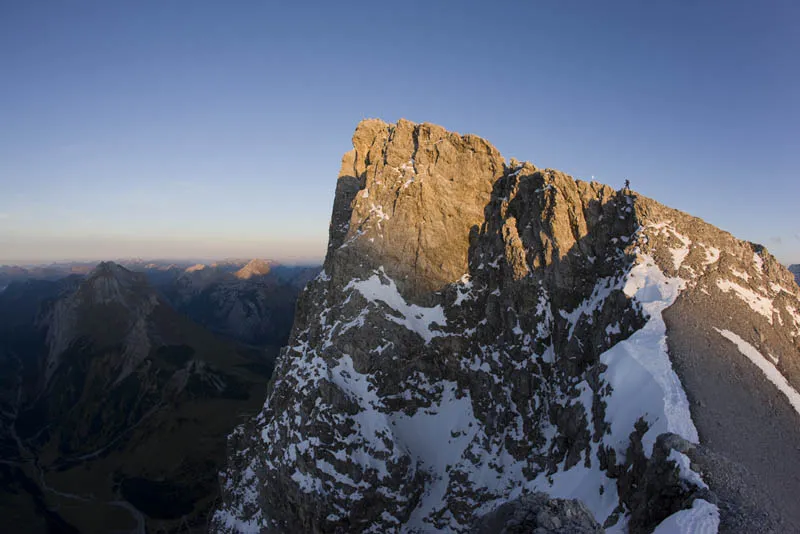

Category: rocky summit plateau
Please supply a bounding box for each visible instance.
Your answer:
[212,119,800,534]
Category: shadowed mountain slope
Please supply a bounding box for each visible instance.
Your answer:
[0,262,276,533]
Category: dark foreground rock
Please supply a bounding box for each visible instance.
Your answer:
[471,492,602,534]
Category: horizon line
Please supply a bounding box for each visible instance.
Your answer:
[0,255,325,268]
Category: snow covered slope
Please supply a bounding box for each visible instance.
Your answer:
[213,119,800,533]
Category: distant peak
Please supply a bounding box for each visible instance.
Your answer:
[79,261,152,306]
[90,261,131,278]
[234,259,273,280]
[185,263,207,273]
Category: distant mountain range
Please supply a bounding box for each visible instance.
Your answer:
[148,259,319,348]
[0,258,318,532]
[0,258,317,285]
[1,259,319,348]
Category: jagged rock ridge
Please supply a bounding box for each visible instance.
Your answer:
[214,119,800,533]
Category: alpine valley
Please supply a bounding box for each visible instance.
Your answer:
[212,120,800,534]
[0,259,317,532]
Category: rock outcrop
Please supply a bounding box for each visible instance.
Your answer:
[214,119,800,533]
[471,492,602,534]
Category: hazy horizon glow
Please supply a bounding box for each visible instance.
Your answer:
[1,1,798,265]
[0,235,325,266]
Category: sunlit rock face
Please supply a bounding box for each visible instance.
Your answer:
[214,119,800,534]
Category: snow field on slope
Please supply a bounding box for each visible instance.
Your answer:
[596,255,719,532]
[344,256,715,532]
[246,253,716,532]
[528,254,712,533]
[602,257,698,454]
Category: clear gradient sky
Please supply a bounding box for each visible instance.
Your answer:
[1,1,798,264]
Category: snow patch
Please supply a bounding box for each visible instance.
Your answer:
[701,246,720,266]
[454,274,474,306]
[370,204,390,222]
[715,279,775,324]
[730,268,750,282]
[668,450,708,490]
[392,383,479,529]
[602,256,699,454]
[714,328,800,416]
[669,238,691,270]
[652,499,720,534]
[348,269,447,343]
[753,252,764,274]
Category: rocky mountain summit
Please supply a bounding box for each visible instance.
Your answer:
[214,119,800,533]
[235,259,275,280]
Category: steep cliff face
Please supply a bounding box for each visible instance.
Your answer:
[214,120,800,533]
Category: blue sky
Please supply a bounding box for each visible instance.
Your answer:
[0,0,798,264]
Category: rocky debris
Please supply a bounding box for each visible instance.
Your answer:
[214,119,800,534]
[471,492,602,534]
[664,279,800,532]
[688,445,783,533]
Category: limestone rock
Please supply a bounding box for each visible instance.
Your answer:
[213,119,800,533]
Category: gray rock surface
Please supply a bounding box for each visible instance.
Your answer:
[213,119,800,534]
[789,264,799,286]
[665,292,800,533]
[471,492,602,534]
